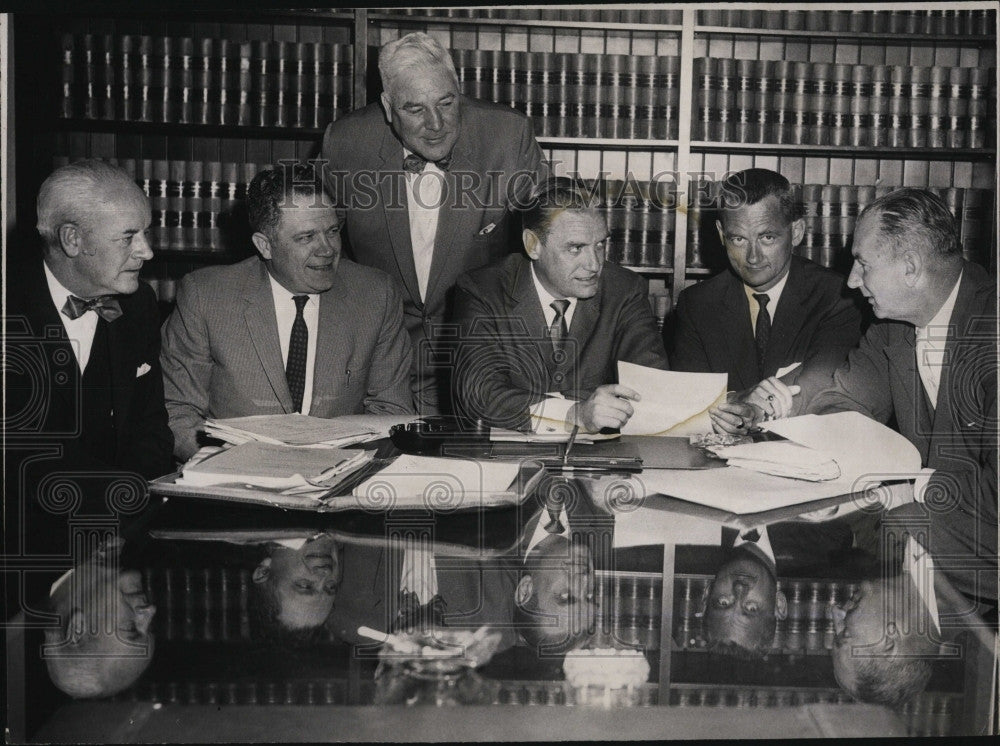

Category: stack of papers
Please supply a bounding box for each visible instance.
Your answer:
[204,413,416,447]
[489,428,616,444]
[178,441,373,492]
[709,441,841,481]
[617,362,727,437]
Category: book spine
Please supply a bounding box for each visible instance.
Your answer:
[772,60,793,145]
[217,39,233,126]
[206,161,223,251]
[196,38,214,125]
[82,34,98,119]
[888,66,909,149]
[735,58,755,144]
[238,42,252,127]
[151,159,170,250]
[555,53,572,138]
[968,66,989,149]
[99,34,116,120]
[693,57,713,141]
[927,66,948,149]
[717,58,736,142]
[291,41,309,129]
[661,56,680,140]
[178,37,194,125]
[120,35,135,121]
[754,59,772,144]
[255,40,272,127]
[311,43,326,128]
[274,40,290,128]
[61,33,75,118]
[947,66,969,149]
[908,66,930,148]
[588,53,604,138]
[810,62,832,146]
[619,191,637,266]
[830,64,851,148]
[869,65,889,147]
[156,36,173,124]
[537,51,554,138]
[186,159,204,249]
[849,65,870,147]
[168,160,185,249]
[572,53,588,137]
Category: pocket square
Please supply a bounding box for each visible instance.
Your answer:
[136,362,152,378]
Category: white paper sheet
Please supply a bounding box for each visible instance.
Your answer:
[775,361,803,379]
[617,362,727,436]
[763,411,922,482]
[352,456,521,509]
[613,507,723,547]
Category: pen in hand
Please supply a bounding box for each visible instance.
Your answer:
[563,423,580,466]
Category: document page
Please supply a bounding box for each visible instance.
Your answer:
[617,362,727,436]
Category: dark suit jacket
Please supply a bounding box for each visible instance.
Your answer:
[160,257,414,460]
[452,254,670,429]
[671,256,864,402]
[807,261,997,600]
[322,97,548,412]
[4,256,173,613]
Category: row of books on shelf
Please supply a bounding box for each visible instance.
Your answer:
[59,34,352,128]
[698,7,994,35]
[374,7,995,35]
[685,183,994,270]
[452,49,679,140]
[694,58,995,149]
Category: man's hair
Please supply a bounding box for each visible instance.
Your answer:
[379,32,459,100]
[36,159,138,251]
[247,164,327,235]
[859,187,961,258]
[849,655,934,709]
[718,168,805,224]
[521,177,602,243]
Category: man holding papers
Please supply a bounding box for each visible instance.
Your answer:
[668,169,863,430]
[161,164,414,461]
[452,178,669,432]
[722,189,997,602]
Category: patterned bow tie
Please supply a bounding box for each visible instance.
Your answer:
[61,294,122,322]
[402,152,452,174]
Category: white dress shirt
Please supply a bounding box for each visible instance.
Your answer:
[403,148,446,302]
[44,261,99,372]
[743,268,790,333]
[399,542,439,604]
[268,273,319,415]
[904,535,942,634]
[527,264,579,431]
[915,271,962,409]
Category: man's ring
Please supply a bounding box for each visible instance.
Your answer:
[737,418,746,429]
[767,394,776,402]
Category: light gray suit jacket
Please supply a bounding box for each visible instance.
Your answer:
[161,257,414,460]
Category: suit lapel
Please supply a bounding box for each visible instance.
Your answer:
[766,261,809,376]
[721,276,759,390]
[567,286,600,378]
[243,262,293,412]
[885,325,932,459]
[105,312,134,450]
[313,272,348,411]
[509,258,553,379]
[377,130,422,307]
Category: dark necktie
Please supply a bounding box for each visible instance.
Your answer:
[61,295,122,322]
[740,528,761,543]
[402,153,452,174]
[286,295,309,413]
[549,299,570,351]
[752,293,771,379]
[544,507,566,535]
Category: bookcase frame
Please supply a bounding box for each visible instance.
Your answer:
[8,4,997,312]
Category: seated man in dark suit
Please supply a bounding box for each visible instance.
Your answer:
[160,164,414,461]
[43,539,157,699]
[452,177,670,432]
[668,168,863,434]
[5,160,173,623]
[322,32,548,413]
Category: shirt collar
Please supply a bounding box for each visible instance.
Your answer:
[743,266,791,312]
[267,271,318,307]
[43,260,79,315]
[916,270,963,341]
[530,262,577,316]
[50,567,75,598]
[734,525,777,569]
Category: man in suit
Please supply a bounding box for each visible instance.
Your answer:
[719,189,997,602]
[160,164,414,461]
[42,538,157,699]
[321,32,548,413]
[668,169,863,434]
[452,178,670,432]
[4,160,173,625]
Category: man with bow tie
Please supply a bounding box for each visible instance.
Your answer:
[321,32,548,414]
[5,161,173,575]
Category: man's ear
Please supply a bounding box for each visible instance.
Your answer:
[379,91,393,124]
[790,217,806,247]
[775,589,788,621]
[251,232,273,260]
[522,229,540,260]
[252,558,272,584]
[515,575,533,608]
[901,249,922,287]
[58,223,83,258]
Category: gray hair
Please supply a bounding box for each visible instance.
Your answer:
[378,32,459,101]
[36,159,138,251]
[859,187,961,259]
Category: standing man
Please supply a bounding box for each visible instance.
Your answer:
[322,32,548,413]
[160,165,413,462]
[452,178,669,432]
[669,169,864,431]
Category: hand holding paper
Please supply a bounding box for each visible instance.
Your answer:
[617,362,727,436]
